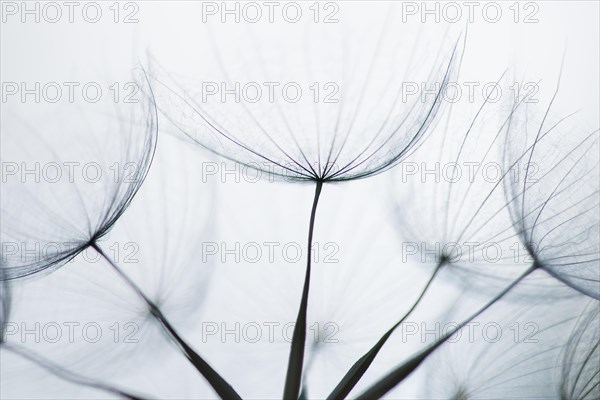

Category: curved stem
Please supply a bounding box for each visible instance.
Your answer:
[327,258,446,400]
[91,243,241,400]
[283,181,324,400]
[4,343,149,400]
[0,267,11,344]
[356,264,538,400]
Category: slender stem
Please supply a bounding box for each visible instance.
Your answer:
[327,258,446,400]
[4,343,148,400]
[283,181,324,400]
[389,258,446,331]
[355,264,538,400]
[91,243,241,400]
[0,268,11,344]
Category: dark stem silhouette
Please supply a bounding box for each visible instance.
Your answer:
[356,264,538,399]
[91,243,241,400]
[327,257,447,400]
[283,180,324,400]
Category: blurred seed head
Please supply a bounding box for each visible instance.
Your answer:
[0,70,158,281]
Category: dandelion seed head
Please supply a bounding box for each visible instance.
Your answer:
[503,98,600,299]
[0,70,158,281]
[560,300,600,400]
[146,6,463,184]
